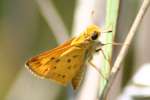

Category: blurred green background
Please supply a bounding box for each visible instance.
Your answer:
[0,0,150,100]
[0,0,75,100]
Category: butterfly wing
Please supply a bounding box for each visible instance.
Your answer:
[71,64,86,90]
[26,38,86,86]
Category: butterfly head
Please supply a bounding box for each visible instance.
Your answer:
[85,24,101,41]
[71,24,101,45]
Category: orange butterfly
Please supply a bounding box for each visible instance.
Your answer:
[25,24,106,90]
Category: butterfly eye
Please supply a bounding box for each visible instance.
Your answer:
[91,31,99,40]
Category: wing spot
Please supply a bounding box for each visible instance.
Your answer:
[62,75,66,78]
[53,66,57,69]
[43,68,49,73]
[55,59,60,63]
[67,66,71,69]
[67,59,71,63]
[73,55,78,58]
[50,57,55,60]
[34,62,42,66]
[30,57,38,62]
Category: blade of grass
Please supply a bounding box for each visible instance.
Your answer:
[99,0,120,95]
[35,0,69,43]
[100,0,150,99]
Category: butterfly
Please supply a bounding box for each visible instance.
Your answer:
[25,24,106,90]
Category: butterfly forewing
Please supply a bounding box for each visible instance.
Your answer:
[26,38,86,86]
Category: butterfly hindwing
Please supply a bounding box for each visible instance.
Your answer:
[71,64,86,90]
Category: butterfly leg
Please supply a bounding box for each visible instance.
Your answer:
[88,60,107,80]
[95,48,111,68]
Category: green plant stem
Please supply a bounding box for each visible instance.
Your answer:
[99,0,120,95]
[100,0,150,99]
